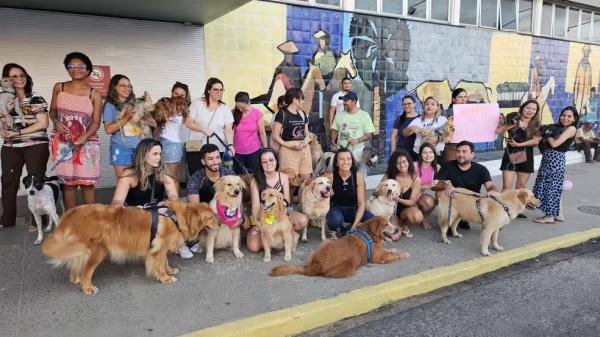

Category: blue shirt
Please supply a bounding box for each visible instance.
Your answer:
[103,102,143,148]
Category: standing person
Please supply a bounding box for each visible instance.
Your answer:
[436,141,498,230]
[48,52,102,210]
[327,78,360,137]
[575,118,599,163]
[330,91,375,176]
[103,74,157,178]
[414,143,440,229]
[403,96,448,161]
[390,95,419,160]
[185,77,234,176]
[271,88,312,182]
[533,107,578,224]
[324,148,374,236]
[246,148,308,253]
[269,95,285,151]
[0,64,49,229]
[497,100,541,210]
[232,91,267,174]
[443,88,468,162]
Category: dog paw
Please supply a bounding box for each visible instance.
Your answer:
[301,236,308,242]
[44,226,52,233]
[161,276,178,285]
[167,268,179,275]
[234,251,244,258]
[386,248,399,254]
[82,285,99,295]
[205,256,215,264]
[442,239,451,244]
[492,244,504,251]
[263,256,271,263]
[33,238,42,245]
[451,232,462,238]
[481,250,492,256]
[283,254,291,262]
[397,252,411,259]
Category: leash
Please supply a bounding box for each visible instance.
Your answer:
[138,204,180,242]
[49,140,79,172]
[348,227,374,262]
[447,190,512,224]
[210,133,250,174]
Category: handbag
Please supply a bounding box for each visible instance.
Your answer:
[508,149,527,165]
[185,104,217,152]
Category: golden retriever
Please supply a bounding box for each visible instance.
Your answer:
[367,179,400,222]
[41,201,218,294]
[308,132,323,170]
[300,176,332,241]
[258,188,299,262]
[270,216,409,278]
[199,175,247,263]
[437,188,540,256]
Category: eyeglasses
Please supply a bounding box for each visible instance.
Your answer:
[9,74,27,79]
[211,88,225,93]
[117,84,133,89]
[66,64,87,71]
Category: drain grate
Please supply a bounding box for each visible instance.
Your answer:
[578,206,600,215]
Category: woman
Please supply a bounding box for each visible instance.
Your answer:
[532,107,578,224]
[390,95,419,160]
[103,74,157,178]
[232,91,267,174]
[443,88,468,161]
[383,150,423,238]
[497,100,541,194]
[246,148,308,253]
[272,88,312,181]
[0,64,49,229]
[324,148,373,236]
[414,143,439,229]
[49,52,102,210]
[403,96,448,161]
[186,77,233,176]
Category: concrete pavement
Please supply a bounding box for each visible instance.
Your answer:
[1,160,599,337]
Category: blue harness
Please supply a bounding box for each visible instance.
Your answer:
[348,227,374,262]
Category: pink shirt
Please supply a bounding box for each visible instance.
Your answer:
[233,108,262,154]
[415,162,435,186]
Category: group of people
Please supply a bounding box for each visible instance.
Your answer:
[0,52,590,259]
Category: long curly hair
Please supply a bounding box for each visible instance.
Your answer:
[123,138,172,191]
[519,100,541,137]
[105,74,135,110]
[386,150,416,180]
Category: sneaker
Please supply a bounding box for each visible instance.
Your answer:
[458,220,471,230]
[189,241,201,254]
[177,245,194,259]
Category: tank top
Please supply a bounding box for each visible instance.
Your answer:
[332,170,357,207]
[415,163,435,186]
[553,137,574,152]
[264,172,284,194]
[125,175,165,206]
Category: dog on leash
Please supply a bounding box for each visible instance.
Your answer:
[22,175,62,245]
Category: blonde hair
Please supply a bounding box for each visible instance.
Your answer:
[124,139,172,190]
[422,96,440,122]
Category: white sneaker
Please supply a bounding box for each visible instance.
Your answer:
[177,245,194,259]
[189,241,201,253]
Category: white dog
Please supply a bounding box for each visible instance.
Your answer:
[22,175,62,245]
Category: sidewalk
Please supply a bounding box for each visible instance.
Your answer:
[1,160,599,337]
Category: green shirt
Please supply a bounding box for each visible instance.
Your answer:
[331,109,375,150]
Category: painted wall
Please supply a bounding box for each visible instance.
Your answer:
[205,1,600,156]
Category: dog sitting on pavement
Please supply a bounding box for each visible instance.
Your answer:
[22,174,62,245]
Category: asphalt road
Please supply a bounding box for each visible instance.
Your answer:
[302,240,600,337]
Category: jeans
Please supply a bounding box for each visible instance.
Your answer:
[326,205,374,235]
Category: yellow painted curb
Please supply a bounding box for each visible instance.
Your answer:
[181,228,600,337]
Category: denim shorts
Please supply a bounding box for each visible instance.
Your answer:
[109,142,135,166]
[161,138,184,163]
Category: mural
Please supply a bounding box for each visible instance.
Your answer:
[205,1,600,159]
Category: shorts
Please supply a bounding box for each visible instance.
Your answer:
[161,138,184,163]
[109,142,135,166]
[278,141,313,176]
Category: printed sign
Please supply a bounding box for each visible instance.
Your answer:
[85,65,111,97]
[451,103,500,143]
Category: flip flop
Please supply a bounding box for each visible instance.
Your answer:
[554,217,565,222]
[533,217,554,224]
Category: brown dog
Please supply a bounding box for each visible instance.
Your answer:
[308,132,323,170]
[437,188,540,256]
[258,188,299,262]
[152,96,189,139]
[270,216,409,278]
[41,201,218,294]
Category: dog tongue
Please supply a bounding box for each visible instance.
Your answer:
[388,194,395,202]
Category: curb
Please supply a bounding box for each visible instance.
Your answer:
[181,227,600,337]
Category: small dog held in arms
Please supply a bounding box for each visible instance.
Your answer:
[119,92,155,141]
[0,77,15,131]
[270,216,409,278]
[22,175,62,245]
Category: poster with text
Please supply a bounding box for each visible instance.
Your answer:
[451,103,500,143]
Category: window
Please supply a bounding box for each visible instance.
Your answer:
[382,0,403,15]
[315,0,341,6]
[408,0,427,18]
[554,5,566,37]
[431,0,450,21]
[593,14,600,42]
[480,0,499,28]
[518,0,532,32]
[460,0,478,25]
[356,0,378,11]
[567,8,580,40]
[501,0,517,30]
[540,2,553,36]
[581,11,592,41]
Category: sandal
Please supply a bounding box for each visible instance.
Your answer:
[554,217,565,222]
[533,217,554,224]
[401,230,413,238]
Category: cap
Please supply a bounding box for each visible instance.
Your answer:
[339,91,358,101]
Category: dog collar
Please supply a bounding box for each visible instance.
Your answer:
[348,227,374,262]
[216,200,240,229]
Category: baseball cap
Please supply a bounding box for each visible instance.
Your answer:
[339,91,358,101]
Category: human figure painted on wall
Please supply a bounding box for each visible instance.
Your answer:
[573,45,592,113]
[312,30,336,79]
[528,55,542,100]
[582,86,598,121]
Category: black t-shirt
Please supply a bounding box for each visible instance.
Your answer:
[392,115,418,152]
[274,109,308,141]
[437,160,492,193]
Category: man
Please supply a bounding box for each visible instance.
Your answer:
[181,144,234,258]
[328,78,360,135]
[436,140,498,230]
[575,119,599,163]
[330,91,374,176]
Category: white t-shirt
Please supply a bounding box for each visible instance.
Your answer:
[407,116,448,154]
[330,91,360,114]
[160,114,183,143]
[187,98,233,152]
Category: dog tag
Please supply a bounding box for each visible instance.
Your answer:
[264,214,278,226]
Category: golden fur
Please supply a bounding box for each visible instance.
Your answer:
[280,168,303,187]
[367,179,401,223]
[258,189,299,262]
[152,96,188,139]
[300,176,332,241]
[437,188,540,256]
[41,201,218,294]
[270,216,409,278]
[308,132,323,170]
[200,175,247,263]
